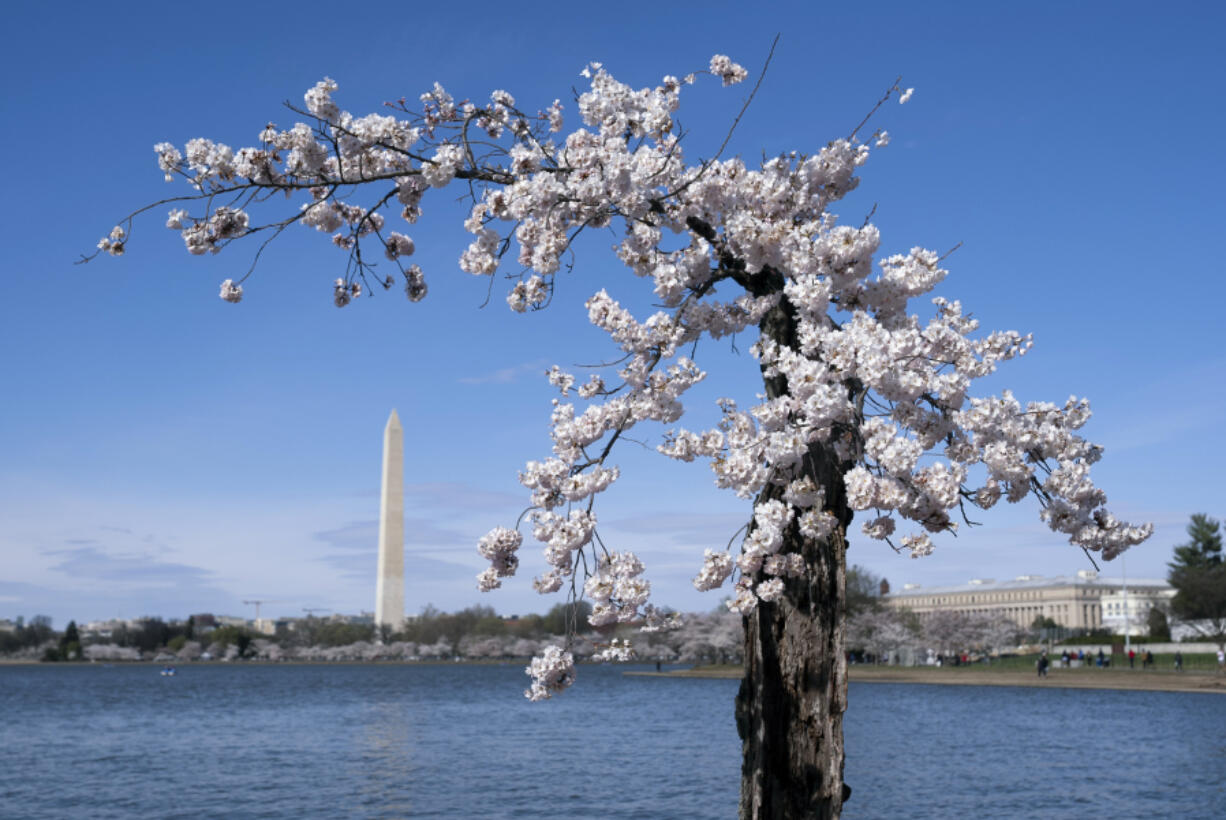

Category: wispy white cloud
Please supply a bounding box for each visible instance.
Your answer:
[0,576,239,625]
[313,517,474,551]
[345,481,525,508]
[317,550,475,583]
[604,510,750,549]
[1097,356,1225,452]
[313,520,378,552]
[456,359,550,385]
[405,482,524,512]
[11,540,238,623]
[41,545,215,584]
[1106,403,1224,453]
[312,517,479,584]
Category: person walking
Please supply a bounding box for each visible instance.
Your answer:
[1174,651,1183,672]
[1128,648,1136,669]
[1037,652,1049,678]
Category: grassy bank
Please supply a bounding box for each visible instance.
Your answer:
[630,663,1226,694]
[847,665,1226,694]
[981,652,1221,674]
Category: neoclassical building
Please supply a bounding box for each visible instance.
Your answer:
[883,570,1172,631]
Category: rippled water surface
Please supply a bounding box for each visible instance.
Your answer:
[844,682,1226,818]
[1,664,1223,818]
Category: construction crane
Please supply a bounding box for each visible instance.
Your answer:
[243,599,281,621]
[302,607,330,617]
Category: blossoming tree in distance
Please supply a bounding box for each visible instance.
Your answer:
[90,47,1151,818]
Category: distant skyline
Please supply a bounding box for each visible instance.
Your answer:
[2,1,1223,626]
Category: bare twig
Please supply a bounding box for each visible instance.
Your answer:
[664,34,780,200]
[848,76,903,141]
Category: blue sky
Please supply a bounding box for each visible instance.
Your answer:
[2,1,1223,626]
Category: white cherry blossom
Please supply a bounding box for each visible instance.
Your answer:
[95,52,1151,708]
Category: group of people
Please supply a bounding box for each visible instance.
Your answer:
[1040,647,1200,675]
[1050,648,1108,668]
[933,653,972,667]
[946,646,1220,678]
[1125,648,1157,669]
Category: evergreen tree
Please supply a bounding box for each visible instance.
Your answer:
[62,620,80,645]
[845,566,883,616]
[59,620,82,660]
[1168,514,1222,572]
[1146,607,1171,641]
[1167,514,1226,651]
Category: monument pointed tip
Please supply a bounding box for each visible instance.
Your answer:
[387,408,401,426]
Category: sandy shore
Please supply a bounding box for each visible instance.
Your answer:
[630,665,1226,694]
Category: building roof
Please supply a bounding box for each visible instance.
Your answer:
[886,573,1170,597]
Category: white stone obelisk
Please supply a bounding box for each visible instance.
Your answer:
[375,410,404,632]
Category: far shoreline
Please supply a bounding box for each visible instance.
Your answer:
[6,659,1225,695]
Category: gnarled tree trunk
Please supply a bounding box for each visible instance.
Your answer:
[735,275,852,819]
[735,461,849,819]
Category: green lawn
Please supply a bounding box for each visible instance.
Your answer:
[928,652,1220,674]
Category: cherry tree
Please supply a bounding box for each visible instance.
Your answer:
[973,613,1024,658]
[89,49,1151,818]
[846,607,920,663]
[921,609,977,656]
[673,610,745,665]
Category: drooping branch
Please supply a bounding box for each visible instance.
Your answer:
[92,50,1151,701]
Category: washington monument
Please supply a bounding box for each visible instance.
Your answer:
[375,409,404,631]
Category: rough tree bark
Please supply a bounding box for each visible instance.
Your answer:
[735,270,853,819]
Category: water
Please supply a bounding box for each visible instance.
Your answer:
[845,682,1226,818]
[1,664,1223,819]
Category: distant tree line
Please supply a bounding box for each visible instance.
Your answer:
[5,600,740,663]
[0,616,55,656]
[7,532,1224,663]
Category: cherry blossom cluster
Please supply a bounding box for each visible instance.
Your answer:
[98,51,1151,695]
[96,226,126,256]
[476,526,522,592]
[718,499,808,611]
[591,638,636,662]
[583,551,651,627]
[219,279,243,303]
[524,645,575,701]
[525,507,597,592]
[638,605,684,633]
[693,549,735,592]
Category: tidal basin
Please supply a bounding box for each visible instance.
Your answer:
[1,663,1223,818]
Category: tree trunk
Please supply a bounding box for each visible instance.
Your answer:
[735,274,853,818]
[735,458,849,819]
